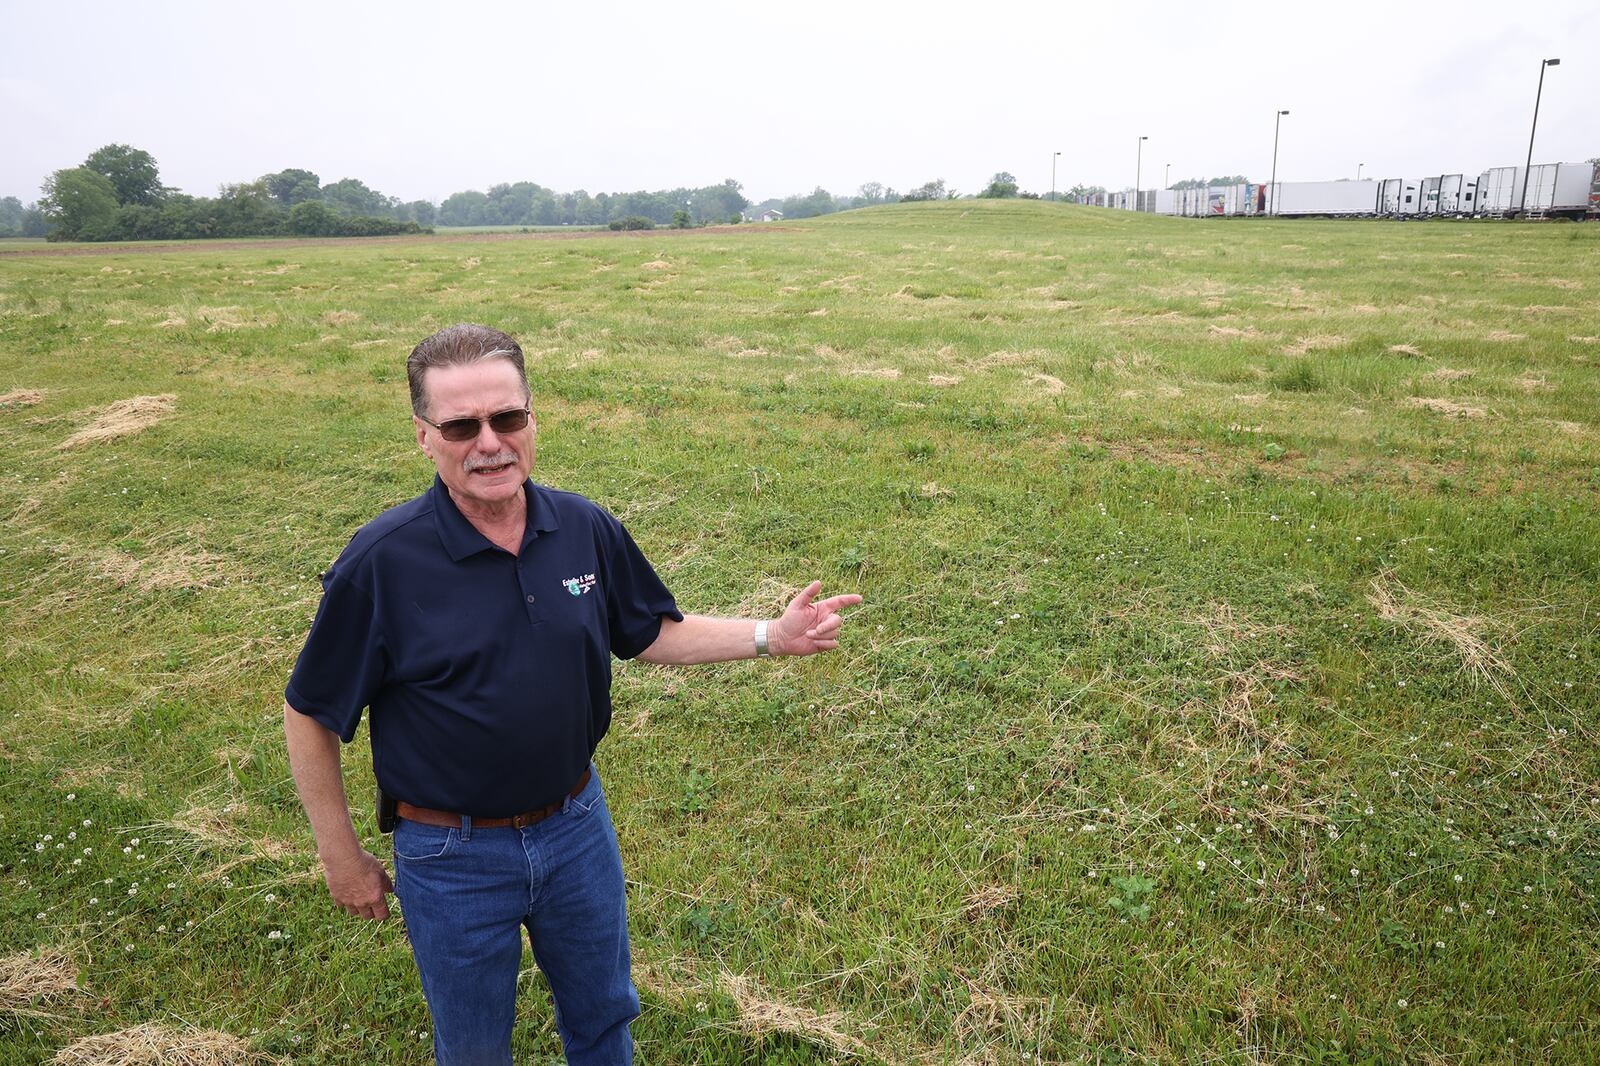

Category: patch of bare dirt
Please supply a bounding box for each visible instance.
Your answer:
[57,395,176,449]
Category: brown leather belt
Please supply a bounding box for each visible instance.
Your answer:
[396,768,592,829]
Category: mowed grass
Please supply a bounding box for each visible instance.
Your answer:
[1,200,1597,1064]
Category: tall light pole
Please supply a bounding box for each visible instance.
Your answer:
[1269,110,1289,216]
[1520,58,1561,215]
[1135,135,1148,210]
[1051,150,1061,202]
[1357,162,1364,181]
[1165,162,1171,187]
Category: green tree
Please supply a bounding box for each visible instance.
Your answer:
[901,179,947,202]
[780,187,837,219]
[83,144,165,206]
[288,200,340,236]
[321,177,393,217]
[0,196,46,237]
[670,209,692,228]
[979,171,1019,198]
[262,168,322,208]
[40,167,119,240]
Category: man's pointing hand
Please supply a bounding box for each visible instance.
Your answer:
[770,580,863,657]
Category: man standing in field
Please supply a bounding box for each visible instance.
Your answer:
[283,322,860,1065]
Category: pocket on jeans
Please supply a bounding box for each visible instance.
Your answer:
[565,767,604,820]
[393,821,456,862]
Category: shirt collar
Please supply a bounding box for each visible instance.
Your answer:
[429,476,561,561]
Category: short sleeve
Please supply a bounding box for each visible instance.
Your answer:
[284,564,388,742]
[598,512,682,660]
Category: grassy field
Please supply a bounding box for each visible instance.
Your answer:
[1,201,1597,1064]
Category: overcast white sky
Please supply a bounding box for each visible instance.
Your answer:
[3,0,1595,204]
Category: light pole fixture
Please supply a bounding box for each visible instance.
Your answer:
[1135,135,1148,210]
[1051,150,1061,202]
[1269,110,1290,216]
[1357,162,1364,181]
[1520,58,1561,215]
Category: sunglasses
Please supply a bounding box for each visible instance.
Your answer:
[417,406,531,443]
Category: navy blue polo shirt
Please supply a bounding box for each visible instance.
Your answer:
[285,476,681,816]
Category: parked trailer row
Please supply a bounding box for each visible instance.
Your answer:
[1087,161,1599,220]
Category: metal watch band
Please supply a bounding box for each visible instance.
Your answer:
[754,619,771,657]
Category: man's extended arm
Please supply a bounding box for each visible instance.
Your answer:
[283,702,393,920]
[638,580,861,666]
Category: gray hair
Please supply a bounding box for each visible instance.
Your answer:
[406,323,530,416]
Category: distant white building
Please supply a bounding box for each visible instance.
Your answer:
[753,208,783,222]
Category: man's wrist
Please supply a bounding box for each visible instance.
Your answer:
[754,619,772,658]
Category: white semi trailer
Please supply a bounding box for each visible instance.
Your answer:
[1474,167,1524,217]
[1274,180,1380,216]
[1524,163,1597,218]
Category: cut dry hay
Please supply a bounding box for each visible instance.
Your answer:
[1029,374,1065,396]
[1281,334,1345,356]
[1424,367,1474,382]
[720,972,870,1057]
[322,310,359,325]
[1368,575,1514,700]
[1404,396,1484,418]
[1387,344,1423,356]
[843,366,902,380]
[0,948,82,1016]
[1208,325,1261,338]
[94,545,223,592]
[927,374,962,386]
[963,884,1016,919]
[57,395,177,449]
[50,1023,281,1066]
[641,259,672,270]
[0,387,45,408]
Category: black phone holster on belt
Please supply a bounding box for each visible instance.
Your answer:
[377,787,397,834]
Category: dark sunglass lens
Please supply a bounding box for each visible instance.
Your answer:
[488,409,530,433]
[438,418,482,442]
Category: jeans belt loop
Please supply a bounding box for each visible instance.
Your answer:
[460,814,472,841]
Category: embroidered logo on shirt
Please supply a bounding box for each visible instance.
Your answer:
[562,573,597,596]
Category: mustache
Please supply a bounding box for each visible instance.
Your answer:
[463,450,519,472]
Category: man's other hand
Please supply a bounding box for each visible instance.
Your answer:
[322,847,395,920]
[771,580,863,656]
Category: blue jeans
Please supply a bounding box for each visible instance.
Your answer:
[393,765,638,1065]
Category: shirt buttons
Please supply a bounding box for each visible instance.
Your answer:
[526,595,536,603]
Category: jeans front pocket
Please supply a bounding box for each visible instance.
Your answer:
[393,820,457,863]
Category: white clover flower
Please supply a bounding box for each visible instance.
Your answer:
[1397,999,1408,1008]
[1453,874,1463,883]
[1196,860,1207,870]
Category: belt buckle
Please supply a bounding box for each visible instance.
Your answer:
[511,811,536,829]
